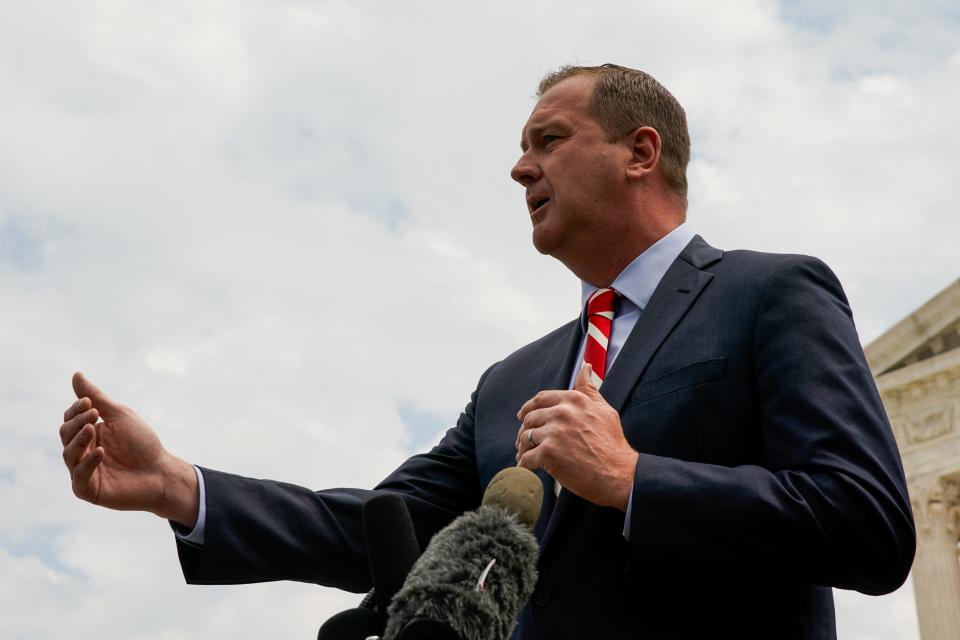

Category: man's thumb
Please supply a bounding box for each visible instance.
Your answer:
[72,372,118,411]
[575,362,600,394]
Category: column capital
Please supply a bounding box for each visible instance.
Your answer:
[912,476,960,543]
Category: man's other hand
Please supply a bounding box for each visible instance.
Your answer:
[59,372,199,528]
[515,363,638,511]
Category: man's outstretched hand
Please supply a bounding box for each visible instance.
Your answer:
[515,363,639,511]
[59,372,199,528]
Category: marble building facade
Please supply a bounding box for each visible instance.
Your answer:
[865,279,960,640]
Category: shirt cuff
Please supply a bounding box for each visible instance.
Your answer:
[622,486,634,540]
[170,465,207,546]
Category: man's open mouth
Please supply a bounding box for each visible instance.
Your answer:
[530,198,550,214]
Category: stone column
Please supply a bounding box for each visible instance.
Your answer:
[912,478,960,640]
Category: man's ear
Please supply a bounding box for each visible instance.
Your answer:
[624,126,661,181]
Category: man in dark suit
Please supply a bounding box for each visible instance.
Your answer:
[59,64,915,638]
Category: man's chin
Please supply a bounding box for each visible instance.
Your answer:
[530,227,560,256]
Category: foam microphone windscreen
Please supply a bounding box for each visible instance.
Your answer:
[363,492,423,617]
[383,468,544,640]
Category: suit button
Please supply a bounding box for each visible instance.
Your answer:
[532,587,551,607]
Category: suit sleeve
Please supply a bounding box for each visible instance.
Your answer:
[175,366,493,591]
[626,255,916,595]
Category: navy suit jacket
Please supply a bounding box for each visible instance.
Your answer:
[177,236,915,639]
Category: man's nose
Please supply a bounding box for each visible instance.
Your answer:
[510,153,540,186]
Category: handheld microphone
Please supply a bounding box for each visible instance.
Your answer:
[364,492,423,617]
[383,467,544,640]
[318,492,422,640]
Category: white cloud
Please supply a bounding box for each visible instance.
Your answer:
[2,0,956,637]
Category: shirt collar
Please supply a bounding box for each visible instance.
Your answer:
[580,222,696,328]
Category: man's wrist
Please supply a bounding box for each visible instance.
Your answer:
[152,454,200,528]
[613,450,640,511]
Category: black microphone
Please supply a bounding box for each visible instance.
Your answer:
[318,492,422,640]
[384,467,544,640]
[364,492,423,617]
[317,605,383,640]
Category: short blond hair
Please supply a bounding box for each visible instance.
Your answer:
[538,64,690,202]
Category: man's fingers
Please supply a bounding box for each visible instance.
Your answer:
[516,427,533,460]
[72,371,119,414]
[516,423,555,461]
[63,397,91,422]
[62,423,96,469]
[517,444,549,474]
[574,362,591,388]
[516,389,568,422]
[573,362,601,395]
[59,407,99,446]
[515,406,553,449]
[72,446,103,502]
[515,400,578,448]
[517,446,536,470]
[516,426,536,459]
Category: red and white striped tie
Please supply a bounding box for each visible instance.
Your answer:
[583,287,618,387]
[552,287,619,497]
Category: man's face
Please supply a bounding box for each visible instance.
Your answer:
[511,75,630,267]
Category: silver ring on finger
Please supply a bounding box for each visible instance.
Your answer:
[527,428,538,447]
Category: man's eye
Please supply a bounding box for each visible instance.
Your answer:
[542,135,559,145]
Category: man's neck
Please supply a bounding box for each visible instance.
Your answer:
[578,222,696,319]
[573,219,684,288]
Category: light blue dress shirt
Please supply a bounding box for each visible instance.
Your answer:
[177,223,697,546]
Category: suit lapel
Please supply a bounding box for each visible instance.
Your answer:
[600,235,720,412]
[537,235,722,557]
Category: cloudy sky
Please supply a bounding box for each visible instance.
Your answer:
[2,0,958,637]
